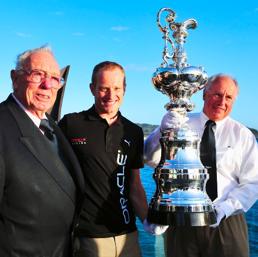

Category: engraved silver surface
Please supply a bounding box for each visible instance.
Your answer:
[147,8,216,226]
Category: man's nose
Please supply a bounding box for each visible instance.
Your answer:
[40,78,53,89]
[218,95,227,105]
[106,89,115,98]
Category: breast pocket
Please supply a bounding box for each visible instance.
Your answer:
[216,146,239,177]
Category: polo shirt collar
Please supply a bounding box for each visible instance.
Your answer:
[87,105,122,125]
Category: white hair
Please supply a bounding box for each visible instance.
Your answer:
[203,73,239,96]
[15,44,53,70]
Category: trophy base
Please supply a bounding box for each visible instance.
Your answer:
[147,208,216,226]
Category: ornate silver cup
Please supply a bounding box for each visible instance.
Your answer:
[147,8,216,226]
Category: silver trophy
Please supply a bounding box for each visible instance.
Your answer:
[147,8,216,226]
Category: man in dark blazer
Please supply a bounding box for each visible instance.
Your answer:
[0,46,85,257]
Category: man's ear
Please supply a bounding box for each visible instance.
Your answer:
[11,70,18,90]
[89,83,95,96]
[11,69,17,81]
[203,91,206,100]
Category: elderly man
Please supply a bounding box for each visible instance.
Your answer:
[0,46,84,257]
[144,74,258,257]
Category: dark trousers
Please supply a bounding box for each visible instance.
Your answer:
[164,214,249,257]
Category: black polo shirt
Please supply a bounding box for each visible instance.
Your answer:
[59,106,144,237]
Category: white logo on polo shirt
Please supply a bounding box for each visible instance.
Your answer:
[116,150,130,224]
[124,139,131,147]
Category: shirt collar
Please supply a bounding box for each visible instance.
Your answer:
[88,105,122,125]
[200,111,229,129]
[11,93,47,128]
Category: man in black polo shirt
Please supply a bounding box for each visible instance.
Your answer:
[59,61,151,257]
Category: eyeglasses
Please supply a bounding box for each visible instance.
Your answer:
[18,69,65,89]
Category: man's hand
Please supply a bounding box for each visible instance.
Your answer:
[210,207,226,228]
[143,219,169,235]
[161,111,188,131]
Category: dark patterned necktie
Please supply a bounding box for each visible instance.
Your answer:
[200,120,218,201]
[40,119,70,170]
[40,119,58,149]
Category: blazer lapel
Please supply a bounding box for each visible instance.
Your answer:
[48,115,85,196]
[6,95,77,203]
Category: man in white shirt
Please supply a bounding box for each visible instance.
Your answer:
[144,74,258,257]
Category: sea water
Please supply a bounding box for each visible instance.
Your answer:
[138,166,258,257]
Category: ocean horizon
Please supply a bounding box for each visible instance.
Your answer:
[138,165,258,257]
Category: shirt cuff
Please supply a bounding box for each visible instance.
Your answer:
[214,200,235,218]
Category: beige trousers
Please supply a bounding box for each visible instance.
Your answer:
[75,231,142,257]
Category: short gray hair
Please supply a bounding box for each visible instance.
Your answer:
[203,73,239,96]
[15,44,53,70]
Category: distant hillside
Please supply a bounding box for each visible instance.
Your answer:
[138,123,258,138]
[136,123,158,137]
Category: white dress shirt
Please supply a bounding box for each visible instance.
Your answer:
[144,112,258,218]
[12,94,47,132]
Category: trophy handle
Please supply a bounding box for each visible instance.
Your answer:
[157,7,176,33]
[157,8,176,66]
[183,19,197,30]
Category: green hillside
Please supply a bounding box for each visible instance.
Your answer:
[136,123,158,137]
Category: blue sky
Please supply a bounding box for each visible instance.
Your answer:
[1,1,258,129]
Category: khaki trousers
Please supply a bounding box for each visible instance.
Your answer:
[75,231,142,257]
[164,214,249,257]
